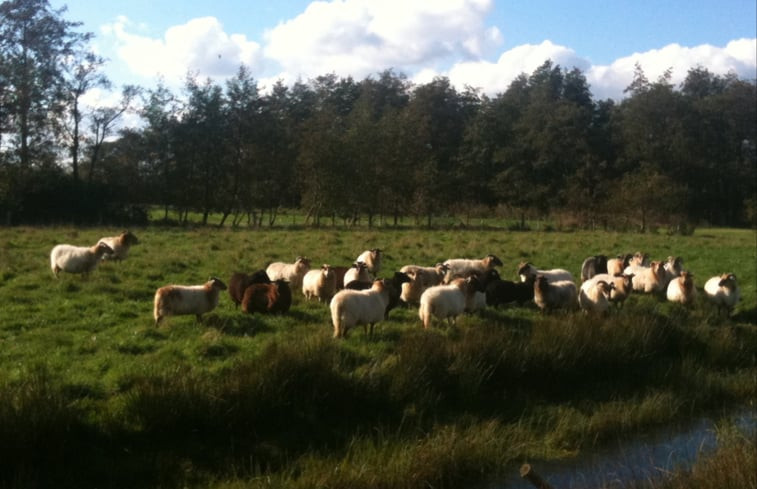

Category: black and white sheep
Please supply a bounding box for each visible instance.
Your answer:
[484,270,535,307]
[50,242,113,277]
[266,256,311,290]
[703,273,740,315]
[343,261,372,286]
[355,248,382,275]
[153,277,227,326]
[97,231,139,261]
[580,255,608,281]
[302,264,337,303]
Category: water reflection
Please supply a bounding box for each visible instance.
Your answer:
[495,410,756,489]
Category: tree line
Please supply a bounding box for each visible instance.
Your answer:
[1,0,755,229]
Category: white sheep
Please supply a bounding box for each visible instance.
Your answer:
[153,277,227,326]
[703,273,740,315]
[625,260,667,294]
[50,242,113,277]
[443,254,503,283]
[518,262,574,284]
[266,256,311,290]
[355,248,382,275]
[302,264,337,303]
[343,261,372,287]
[418,278,469,329]
[330,279,393,338]
[584,273,635,307]
[666,271,697,305]
[97,231,139,261]
[662,256,684,288]
[606,254,633,277]
[578,279,615,315]
[399,263,449,305]
[533,275,578,312]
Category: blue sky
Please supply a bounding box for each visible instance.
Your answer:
[51,0,756,104]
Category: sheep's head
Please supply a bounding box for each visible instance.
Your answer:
[596,280,615,296]
[321,264,333,277]
[95,242,114,255]
[484,254,504,268]
[517,262,535,278]
[295,256,311,271]
[122,231,139,246]
[209,277,228,290]
[435,263,450,275]
[718,273,737,288]
[391,271,412,286]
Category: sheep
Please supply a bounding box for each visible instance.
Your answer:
[50,242,114,277]
[343,261,372,287]
[266,256,311,290]
[330,277,399,338]
[443,254,503,283]
[607,254,633,276]
[703,273,740,315]
[242,279,292,314]
[464,273,490,313]
[418,277,470,329]
[662,256,684,288]
[666,271,697,306]
[228,270,271,307]
[153,277,227,326]
[344,271,411,319]
[580,255,608,281]
[485,270,535,307]
[578,279,615,315]
[302,264,337,303]
[625,260,667,294]
[356,248,382,275]
[97,231,139,261]
[399,263,449,305]
[518,262,574,284]
[533,275,578,312]
[584,273,635,308]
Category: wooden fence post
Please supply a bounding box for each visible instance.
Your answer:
[520,463,555,489]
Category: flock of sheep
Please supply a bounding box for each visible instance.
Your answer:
[49,233,741,338]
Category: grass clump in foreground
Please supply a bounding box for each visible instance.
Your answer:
[0,226,755,488]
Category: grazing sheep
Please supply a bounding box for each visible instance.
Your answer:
[97,231,139,261]
[331,278,399,338]
[418,277,470,329]
[153,277,227,326]
[578,279,615,315]
[266,256,311,289]
[584,273,635,308]
[703,273,740,315]
[343,261,372,286]
[533,275,578,312]
[356,248,383,275]
[242,279,292,314]
[625,260,667,294]
[50,242,113,277]
[662,256,684,288]
[443,254,503,283]
[666,271,697,305]
[518,262,574,284]
[580,255,608,281]
[607,254,633,276]
[399,263,449,305]
[485,271,535,307]
[228,270,271,307]
[302,264,337,303]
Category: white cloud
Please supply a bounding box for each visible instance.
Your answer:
[104,16,263,84]
[263,0,502,80]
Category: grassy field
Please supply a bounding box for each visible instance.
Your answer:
[0,225,755,488]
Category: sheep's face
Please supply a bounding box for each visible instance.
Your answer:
[123,231,139,245]
[597,280,614,296]
[718,273,737,288]
[209,277,228,290]
[321,264,333,277]
[680,272,694,289]
[485,254,504,267]
[393,272,412,286]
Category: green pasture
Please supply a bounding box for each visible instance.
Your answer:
[0,225,755,489]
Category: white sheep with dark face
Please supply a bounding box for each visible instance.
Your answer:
[50,242,113,277]
[153,277,227,326]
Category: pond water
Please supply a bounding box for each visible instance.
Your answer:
[492,409,756,489]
